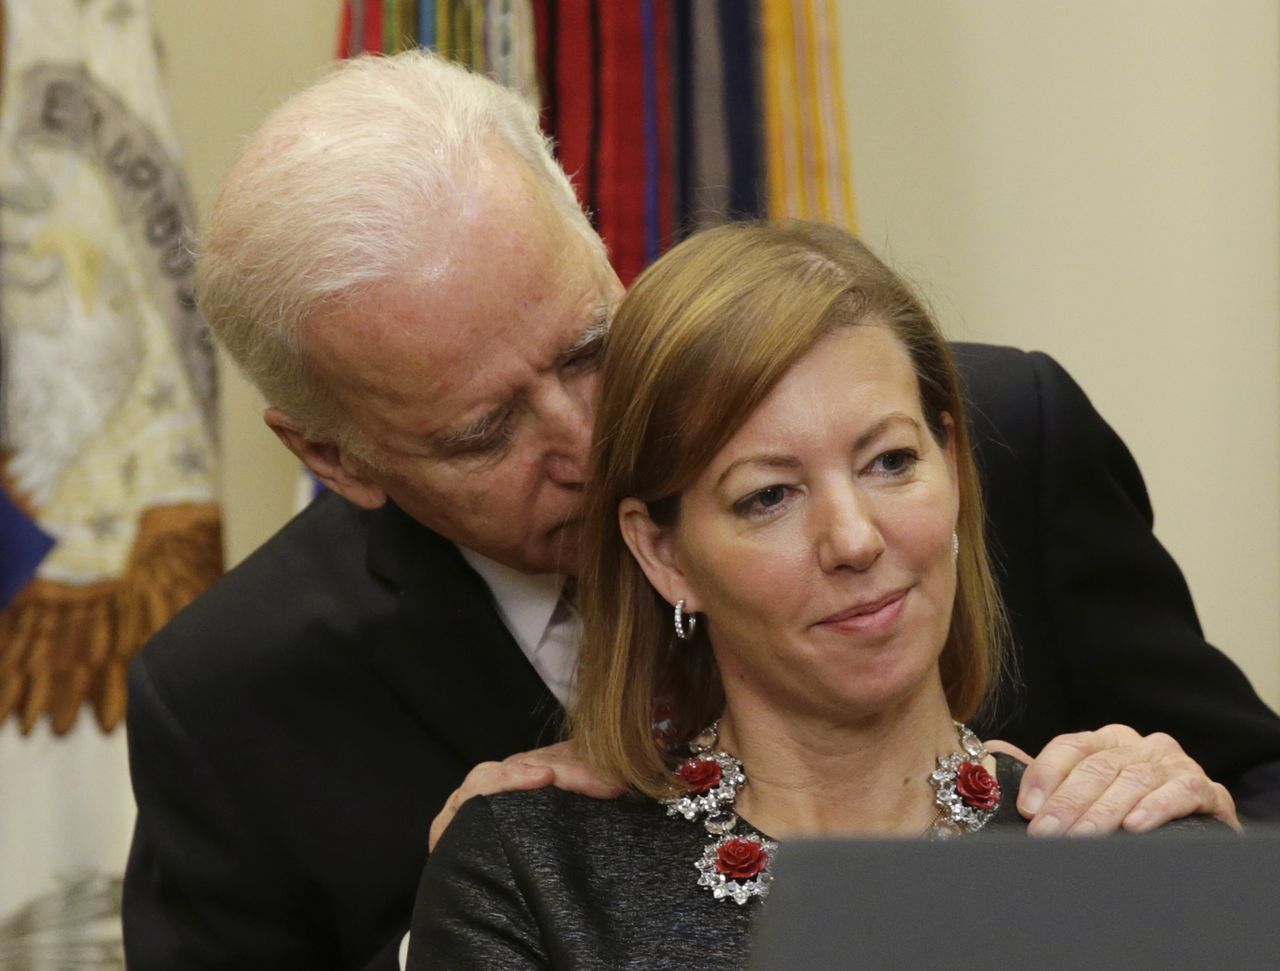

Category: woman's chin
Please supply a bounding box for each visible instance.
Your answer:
[768,659,947,726]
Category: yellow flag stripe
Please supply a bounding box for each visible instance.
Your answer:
[799,0,829,220]
[762,0,790,217]
[760,0,857,226]
[816,0,854,227]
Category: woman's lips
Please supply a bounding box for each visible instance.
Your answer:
[815,589,910,637]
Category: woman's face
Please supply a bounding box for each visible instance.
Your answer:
[626,323,960,723]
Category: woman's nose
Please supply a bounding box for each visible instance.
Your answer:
[815,487,885,573]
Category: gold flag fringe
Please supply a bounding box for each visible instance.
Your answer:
[0,503,223,736]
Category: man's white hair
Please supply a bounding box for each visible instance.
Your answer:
[197,50,603,452]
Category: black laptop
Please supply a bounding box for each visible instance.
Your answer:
[747,830,1280,970]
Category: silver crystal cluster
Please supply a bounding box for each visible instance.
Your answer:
[663,751,746,821]
[927,721,997,838]
[695,834,777,905]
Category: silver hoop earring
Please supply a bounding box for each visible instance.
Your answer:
[952,530,960,558]
[673,599,698,641]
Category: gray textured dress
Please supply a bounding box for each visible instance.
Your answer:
[408,756,1044,969]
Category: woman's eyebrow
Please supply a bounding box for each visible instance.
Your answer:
[713,413,920,489]
[715,454,802,490]
[850,412,920,452]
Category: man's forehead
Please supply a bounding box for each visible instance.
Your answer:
[317,194,596,342]
[303,152,616,437]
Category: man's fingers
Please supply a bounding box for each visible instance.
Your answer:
[1019,726,1240,837]
[428,742,627,852]
[1055,760,1164,836]
[427,761,555,852]
[542,760,627,799]
[1024,747,1146,839]
[500,740,626,799]
[1017,724,1142,818]
[1123,778,1242,834]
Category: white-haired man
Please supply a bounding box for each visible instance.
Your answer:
[123,52,1280,971]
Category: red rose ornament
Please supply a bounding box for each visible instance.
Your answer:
[956,760,1001,811]
[677,757,723,794]
[714,838,770,879]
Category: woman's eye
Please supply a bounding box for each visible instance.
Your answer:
[873,449,919,477]
[735,485,792,518]
[757,486,787,507]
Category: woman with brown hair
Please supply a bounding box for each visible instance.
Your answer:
[407,221,1201,969]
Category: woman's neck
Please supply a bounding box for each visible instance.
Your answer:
[717,679,959,840]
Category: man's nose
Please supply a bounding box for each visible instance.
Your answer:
[541,379,596,486]
[814,484,885,573]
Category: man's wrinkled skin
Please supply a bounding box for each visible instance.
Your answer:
[988,725,1239,835]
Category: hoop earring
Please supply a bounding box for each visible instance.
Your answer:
[673,599,698,641]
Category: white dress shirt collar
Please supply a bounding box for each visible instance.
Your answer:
[458,546,562,652]
[457,545,579,706]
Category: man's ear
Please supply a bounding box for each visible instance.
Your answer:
[264,407,387,510]
[618,498,700,611]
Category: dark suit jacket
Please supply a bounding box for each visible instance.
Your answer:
[122,344,1280,971]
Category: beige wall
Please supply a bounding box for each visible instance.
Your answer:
[152,1,1279,709]
[838,0,1280,709]
[150,0,337,567]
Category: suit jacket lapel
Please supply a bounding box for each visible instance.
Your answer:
[365,502,563,767]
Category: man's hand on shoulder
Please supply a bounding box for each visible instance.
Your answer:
[986,724,1241,836]
[428,741,625,851]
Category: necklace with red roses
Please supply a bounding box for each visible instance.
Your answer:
[661,720,1002,906]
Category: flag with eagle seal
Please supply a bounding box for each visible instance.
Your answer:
[0,0,221,965]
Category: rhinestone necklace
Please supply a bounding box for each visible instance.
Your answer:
[661,720,1001,905]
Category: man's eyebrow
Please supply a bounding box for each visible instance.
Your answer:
[714,413,921,489]
[556,303,613,364]
[430,302,615,454]
[428,401,514,454]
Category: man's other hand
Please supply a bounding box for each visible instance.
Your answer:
[986,724,1241,836]
[428,741,625,851]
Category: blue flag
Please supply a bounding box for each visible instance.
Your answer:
[0,487,54,610]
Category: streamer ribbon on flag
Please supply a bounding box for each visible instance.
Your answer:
[338,0,854,280]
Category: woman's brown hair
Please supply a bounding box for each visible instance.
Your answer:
[571,221,1006,798]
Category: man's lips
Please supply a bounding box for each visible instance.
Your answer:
[547,517,581,538]
[814,588,910,635]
